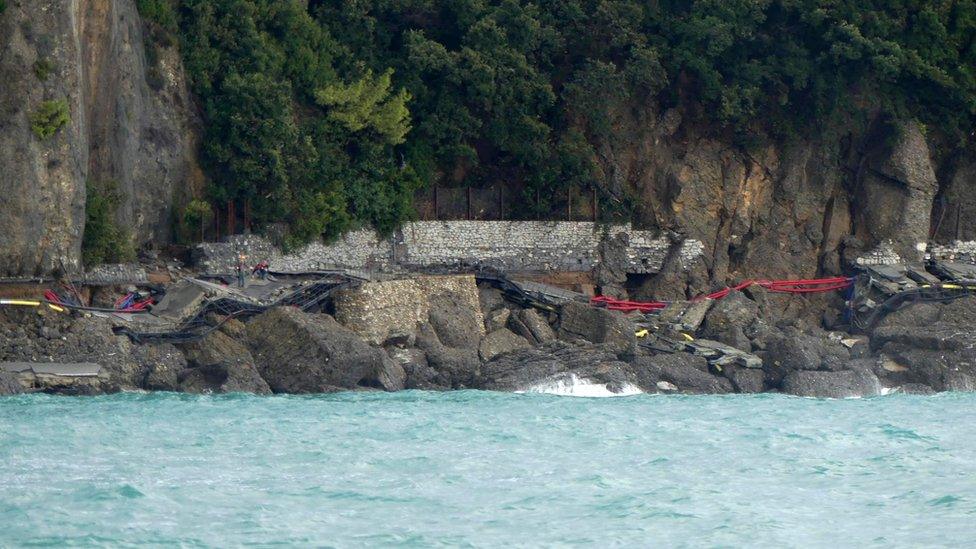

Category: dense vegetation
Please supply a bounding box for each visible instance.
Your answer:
[139,0,976,245]
[83,181,136,266]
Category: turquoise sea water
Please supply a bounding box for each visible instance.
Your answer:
[1,392,975,547]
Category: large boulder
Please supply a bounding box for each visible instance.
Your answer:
[178,331,270,394]
[247,307,402,393]
[700,291,763,352]
[632,353,733,394]
[428,291,485,350]
[869,298,976,392]
[138,343,188,392]
[519,309,557,343]
[478,340,636,392]
[415,323,481,389]
[558,301,636,359]
[479,329,531,362]
[0,371,23,396]
[782,367,881,398]
[763,329,851,387]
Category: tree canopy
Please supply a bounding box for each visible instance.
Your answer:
[139,0,976,244]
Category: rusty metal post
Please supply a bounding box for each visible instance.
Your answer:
[227,200,236,236]
[467,187,473,220]
[433,186,438,220]
[592,187,598,222]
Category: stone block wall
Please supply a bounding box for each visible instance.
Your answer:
[333,275,483,345]
[192,221,701,276]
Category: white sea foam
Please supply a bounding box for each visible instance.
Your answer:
[518,373,643,398]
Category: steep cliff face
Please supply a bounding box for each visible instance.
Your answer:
[0,0,201,276]
[590,103,956,298]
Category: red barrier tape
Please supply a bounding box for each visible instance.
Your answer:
[591,277,854,312]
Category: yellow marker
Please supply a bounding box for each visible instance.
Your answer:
[635,329,649,338]
[943,284,963,290]
[681,333,694,342]
[0,299,41,307]
[47,304,65,313]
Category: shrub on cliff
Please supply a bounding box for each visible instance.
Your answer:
[176,199,214,244]
[83,181,135,266]
[29,99,69,140]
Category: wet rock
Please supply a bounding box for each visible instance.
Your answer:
[632,353,733,394]
[178,331,269,394]
[869,298,976,392]
[247,307,395,393]
[763,329,851,387]
[0,371,23,396]
[782,368,881,398]
[519,309,556,343]
[374,356,407,392]
[896,383,936,395]
[479,329,531,362]
[415,323,481,389]
[138,344,187,392]
[558,301,636,359]
[387,347,444,390]
[725,365,765,394]
[478,341,631,391]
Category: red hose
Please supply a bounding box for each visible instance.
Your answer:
[590,276,854,313]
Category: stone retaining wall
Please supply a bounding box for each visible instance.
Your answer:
[193,221,701,275]
[333,275,483,345]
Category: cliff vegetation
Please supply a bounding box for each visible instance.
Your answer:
[142,1,975,244]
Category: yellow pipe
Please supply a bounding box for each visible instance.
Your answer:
[0,300,41,307]
[47,304,65,313]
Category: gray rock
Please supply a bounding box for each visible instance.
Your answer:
[479,329,531,362]
[415,323,481,389]
[485,308,511,332]
[247,307,395,393]
[428,292,485,350]
[0,371,23,396]
[179,331,270,394]
[519,309,556,343]
[782,368,881,398]
[138,344,187,392]
[726,365,765,393]
[0,0,202,276]
[631,353,733,394]
[763,329,851,387]
[558,301,636,359]
[478,287,506,314]
[478,341,632,392]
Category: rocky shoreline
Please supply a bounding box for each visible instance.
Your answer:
[2,273,974,398]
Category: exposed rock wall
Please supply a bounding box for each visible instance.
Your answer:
[591,103,956,291]
[0,0,200,277]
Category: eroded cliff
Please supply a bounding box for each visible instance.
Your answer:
[0,0,201,276]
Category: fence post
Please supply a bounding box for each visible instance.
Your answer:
[433,186,438,220]
[498,186,504,220]
[227,200,236,236]
[467,187,473,220]
[592,188,598,222]
[568,187,573,221]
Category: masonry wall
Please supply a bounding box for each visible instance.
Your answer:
[193,221,701,275]
[333,275,484,345]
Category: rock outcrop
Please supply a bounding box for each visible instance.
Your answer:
[178,331,270,394]
[247,307,403,393]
